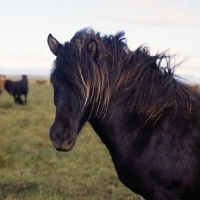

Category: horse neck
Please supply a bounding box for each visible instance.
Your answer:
[21,78,28,87]
[88,102,139,155]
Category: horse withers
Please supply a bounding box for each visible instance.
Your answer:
[47,28,200,200]
[5,75,28,105]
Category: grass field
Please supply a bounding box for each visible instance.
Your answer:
[0,80,139,200]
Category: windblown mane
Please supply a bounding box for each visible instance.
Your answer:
[51,28,195,121]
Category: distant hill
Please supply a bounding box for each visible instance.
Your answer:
[5,74,50,80]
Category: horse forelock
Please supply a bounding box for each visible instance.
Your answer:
[51,28,194,121]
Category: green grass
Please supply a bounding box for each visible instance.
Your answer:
[0,80,139,200]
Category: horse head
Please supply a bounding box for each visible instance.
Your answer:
[48,34,95,151]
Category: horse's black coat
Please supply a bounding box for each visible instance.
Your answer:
[47,28,200,200]
[5,75,28,105]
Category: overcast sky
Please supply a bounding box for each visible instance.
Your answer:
[0,0,200,82]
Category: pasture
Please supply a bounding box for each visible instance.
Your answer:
[0,80,138,200]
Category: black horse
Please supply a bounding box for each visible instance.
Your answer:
[47,28,200,200]
[5,75,28,105]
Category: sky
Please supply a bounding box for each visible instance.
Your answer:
[0,0,200,83]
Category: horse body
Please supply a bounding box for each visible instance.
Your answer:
[5,75,28,104]
[0,75,6,97]
[90,99,200,199]
[47,28,200,200]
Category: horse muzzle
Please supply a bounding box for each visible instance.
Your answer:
[50,124,77,152]
[50,138,76,151]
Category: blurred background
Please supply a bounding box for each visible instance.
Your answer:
[0,0,200,82]
[0,1,199,199]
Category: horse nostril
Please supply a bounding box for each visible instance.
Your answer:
[49,127,58,141]
[49,132,55,141]
[50,130,70,142]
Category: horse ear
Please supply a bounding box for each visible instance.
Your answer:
[87,39,98,61]
[47,34,63,56]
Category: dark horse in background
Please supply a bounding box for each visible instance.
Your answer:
[5,75,28,105]
[47,28,200,200]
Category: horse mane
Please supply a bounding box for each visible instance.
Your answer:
[51,28,196,121]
